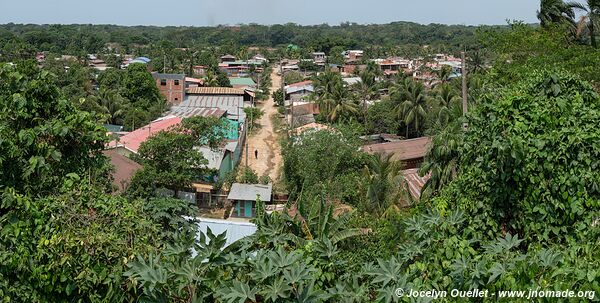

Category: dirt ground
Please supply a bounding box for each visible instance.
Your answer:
[245,68,283,182]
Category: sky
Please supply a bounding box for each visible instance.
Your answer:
[0,0,540,26]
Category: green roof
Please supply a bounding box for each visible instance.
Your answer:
[229,77,256,86]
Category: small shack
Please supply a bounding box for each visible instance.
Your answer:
[227,183,273,218]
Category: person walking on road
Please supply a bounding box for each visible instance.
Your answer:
[254,149,258,159]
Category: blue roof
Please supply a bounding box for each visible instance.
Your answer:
[135,57,151,63]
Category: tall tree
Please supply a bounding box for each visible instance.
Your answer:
[392,79,428,138]
[569,0,600,47]
[537,0,577,27]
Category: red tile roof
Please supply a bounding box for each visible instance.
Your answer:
[107,116,182,153]
[102,149,142,193]
[362,137,431,161]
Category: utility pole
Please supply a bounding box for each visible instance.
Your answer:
[461,51,468,130]
[245,100,250,167]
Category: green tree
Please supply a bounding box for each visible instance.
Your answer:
[391,78,428,138]
[129,116,226,197]
[538,0,577,27]
[0,62,108,195]
[361,153,408,216]
[98,89,127,125]
[570,0,600,47]
[449,70,600,239]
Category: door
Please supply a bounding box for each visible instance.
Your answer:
[244,201,253,218]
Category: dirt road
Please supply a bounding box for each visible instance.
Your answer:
[245,68,283,182]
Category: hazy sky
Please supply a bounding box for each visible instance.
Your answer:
[0,0,540,26]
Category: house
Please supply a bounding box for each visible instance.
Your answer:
[229,77,256,89]
[294,122,332,134]
[227,183,273,218]
[328,63,343,73]
[286,103,320,127]
[281,64,299,72]
[220,54,237,63]
[193,65,208,77]
[312,52,326,65]
[360,133,403,144]
[185,77,204,88]
[342,77,361,86]
[198,140,241,181]
[185,87,250,122]
[127,56,151,67]
[219,60,264,77]
[343,50,364,61]
[152,73,186,104]
[89,58,108,71]
[102,149,142,193]
[284,80,314,101]
[107,115,182,156]
[362,137,432,169]
[251,54,268,63]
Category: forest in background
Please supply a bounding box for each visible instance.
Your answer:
[0,21,503,57]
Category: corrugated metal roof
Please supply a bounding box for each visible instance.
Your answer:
[187,87,245,95]
[197,146,226,170]
[228,183,272,201]
[285,85,314,95]
[286,80,313,88]
[152,73,185,80]
[164,107,227,119]
[178,95,246,121]
[196,218,257,248]
[362,137,432,161]
[229,77,256,86]
[403,168,430,199]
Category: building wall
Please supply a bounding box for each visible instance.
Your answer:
[156,78,185,104]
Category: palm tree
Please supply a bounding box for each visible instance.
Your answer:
[569,0,600,47]
[203,69,219,87]
[537,0,577,27]
[434,83,461,127]
[467,50,485,74]
[392,79,428,138]
[357,69,377,127]
[418,122,462,199]
[435,65,453,85]
[362,153,409,216]
[287,196,364,245]
[99,89,125,125]
[313,71,341,99]
[322,82,359,123]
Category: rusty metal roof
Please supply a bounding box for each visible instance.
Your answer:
[165,107,227,119]
[403,168,430,199]
[363,137,431,161]
[187,87,245,95]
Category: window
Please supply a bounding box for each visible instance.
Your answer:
[160,79,167,86]
[174,79,180,86]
